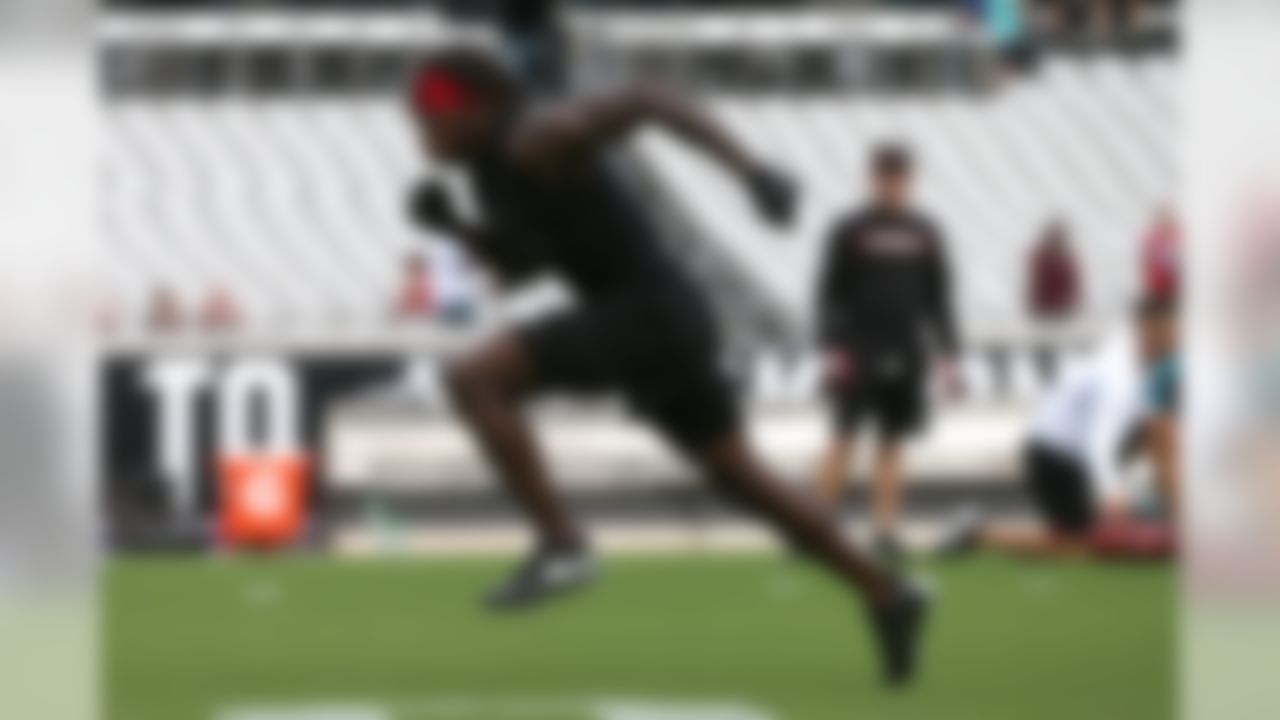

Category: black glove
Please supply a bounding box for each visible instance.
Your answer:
[409,180,461,234]
[746,164,799,229]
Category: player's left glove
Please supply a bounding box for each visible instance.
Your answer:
[408,180,461,234]
[746,164,799,229]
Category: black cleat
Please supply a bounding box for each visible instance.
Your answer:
[485,546,597,612]
[867,577,932,687]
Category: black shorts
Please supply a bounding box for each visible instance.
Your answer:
[520,291,739,451]
[829,350,927,439]
[1024,442,1096,536]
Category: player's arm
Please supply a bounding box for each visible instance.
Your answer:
[408,181,530,286]
[923,222,964,395]
[511,85,797,226]
[816,220,858,385]
[816,220,854,347]
[410,180,478,239]
[1086,386,1138,521]
[409,181,510,264]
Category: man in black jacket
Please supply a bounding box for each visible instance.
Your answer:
[812,144,962,561]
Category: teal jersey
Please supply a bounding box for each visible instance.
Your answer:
[986,0,1025,46]
[1146,355,1180,415]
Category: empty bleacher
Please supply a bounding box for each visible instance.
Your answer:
[104,53,1176,346]
[104,98,432,330]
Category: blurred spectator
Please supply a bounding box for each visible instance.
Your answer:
[200,286,242,332]
[962,0,1036,86]
[1027,219,1083,381]
[498,0,568,96]
[394,252,436,321]
[147,285,185,334]
[1028,219,1083,321]
[1142,205,1180,300]
[1100,0,1151,39]
[1041,0,1153,41]
[1041,0,1094,35]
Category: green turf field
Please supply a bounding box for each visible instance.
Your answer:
[106,554,1173,720]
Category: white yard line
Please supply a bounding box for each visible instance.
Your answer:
[218,696,777,720]
[332,520,958,558]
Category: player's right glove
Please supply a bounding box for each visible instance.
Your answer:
[746,164,799,229]
[409,180,461,234]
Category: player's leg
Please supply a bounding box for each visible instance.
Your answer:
[939,517,1089,560]
[701,433,889,598]
[938,442,1094,559]
[813,350,864,511]
[870,439,906,556]
[631,327,932,683]
[686,431,930,685]
[868,368,926,560]
[447,334,583,550]
[813,434,857,509]
[975,525,1087,558]
[445,332,595,610]
[962,519,1175,561]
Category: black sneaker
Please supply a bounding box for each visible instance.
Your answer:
[867,577,932,687]
[935,507,983,559]
[485,546,597,612]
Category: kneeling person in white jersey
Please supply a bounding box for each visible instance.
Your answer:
[941,296,1179,559]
